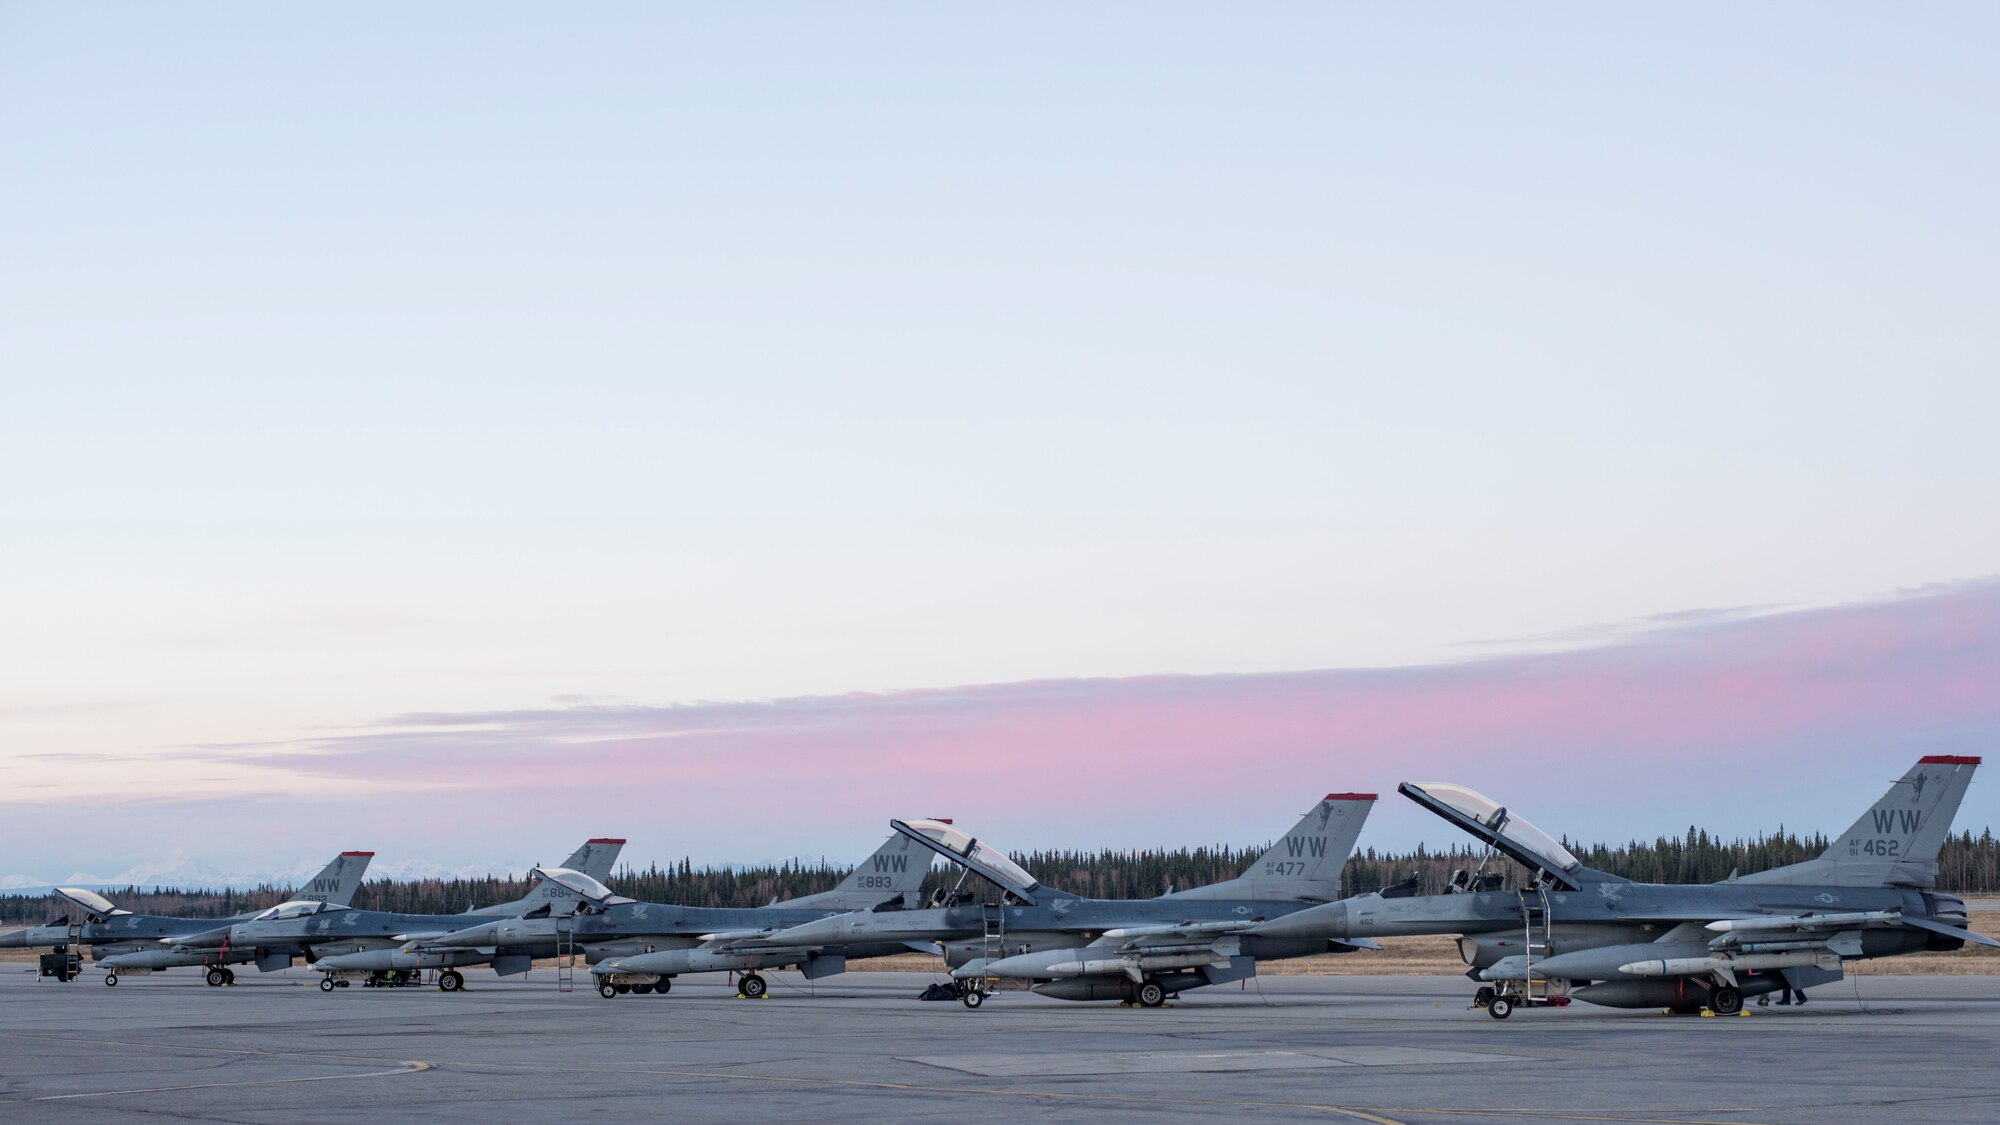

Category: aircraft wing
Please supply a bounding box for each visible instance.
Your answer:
[1704,908,2000,950]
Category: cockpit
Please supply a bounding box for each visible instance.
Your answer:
[531,866,631,910]
[891,819,1041,903]
[56,887,129,920]
[1400,781,1586,889]
[249,900,340,922]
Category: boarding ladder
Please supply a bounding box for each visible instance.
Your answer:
[555,918,576,994]
[63,917,85,981]
[964,896,1006,1004]
[1514,882,1563,1005]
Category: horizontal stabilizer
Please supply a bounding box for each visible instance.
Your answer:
[1899,914,2000,949]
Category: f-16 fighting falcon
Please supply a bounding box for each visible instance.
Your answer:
[432,829,935,999]
[311,838,625,990]
[167,838,623,991]
[754,793,1378,1008]
[1249,756,1994,1018]
[0,851,374,987]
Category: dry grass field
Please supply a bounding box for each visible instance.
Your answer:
[6,905,1993,975]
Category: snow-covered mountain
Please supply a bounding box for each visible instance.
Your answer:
[1,853,516,894]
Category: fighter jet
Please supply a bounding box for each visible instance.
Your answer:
[198,837,626,991]
[0,851,374,987]
[310,838,625,989]
[1249,756,1994,1018]
[428,830,936,999]
[755,794,1378,1008]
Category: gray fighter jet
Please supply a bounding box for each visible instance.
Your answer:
[1249,756,1994,1017]
[0,851,373,987]
[197,837,625,991]
[310,838,624,989]
[432,830,936,999]
[754,794,1378,1008]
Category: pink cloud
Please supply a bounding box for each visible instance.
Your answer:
[7,581,1996,871]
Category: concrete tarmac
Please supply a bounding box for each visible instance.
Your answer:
[3,968,1997,1123]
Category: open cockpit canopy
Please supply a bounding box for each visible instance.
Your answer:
[55,887,129,918]
[890,818,1040,904]
[1399,781,1589,890]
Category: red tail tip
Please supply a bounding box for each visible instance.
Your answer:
[585,838,627,844]
[1324,793,1378,801]
[1918,755,1981,765]
[339,851,375,857]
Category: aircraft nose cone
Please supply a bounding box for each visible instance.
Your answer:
[1248,901,1348,941]
[775,916,845,945]
[590,960,628,977]
[430,920,502,949]
[181,924,235,949]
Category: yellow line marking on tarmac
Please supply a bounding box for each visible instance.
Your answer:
[30,1061,431,1102]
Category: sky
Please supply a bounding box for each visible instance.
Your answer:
[2,4,1996,885]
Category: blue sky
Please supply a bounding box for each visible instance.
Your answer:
[1,4,1996,877]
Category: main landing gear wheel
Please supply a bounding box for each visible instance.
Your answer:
[206,967,227,987]
[1488,996,1514,1020]
[962,989,984,1009]
[738,973,767,999]
[320,976,337,992]
[1710,986,1744,1016]
[1135,978,1167,1008]
[1473,986,1495,1008]
[599,982,618,999]
[438,969,464,992]
[104,973,118,987]
[632,983,654,994]
[222,968,235,985]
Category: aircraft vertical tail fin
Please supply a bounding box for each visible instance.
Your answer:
[780,832,934,910]
[1171,793,1376,903]
[560,838,626,883]
[300,851,373,905]
[1739,756,1980,889]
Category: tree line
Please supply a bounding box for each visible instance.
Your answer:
[6,826,1996,924]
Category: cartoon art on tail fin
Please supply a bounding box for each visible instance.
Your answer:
[781,832,934,910]
[1171,793,1376,903]
[300,851,374,905]
[1739,756,1980,889]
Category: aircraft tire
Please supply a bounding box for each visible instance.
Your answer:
[737,974,765,999]
[962,989,984,1009]
[104,973,118,987]
[1136,978,1167,1008]
[320,976,336,992]
[655,977,672,994]
[1488,997,1513,1020]
[222,968,235,985]
[438,970,464,992]
[206,967,227,987]
[598,982,618,999]
[1710,986,1743,1016]
[632,983,653,994]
